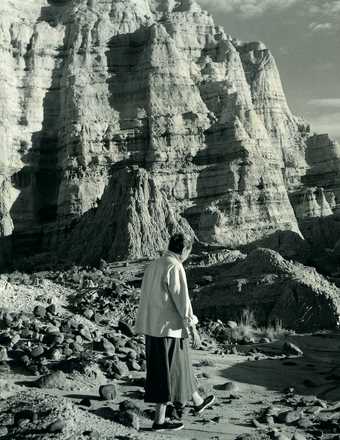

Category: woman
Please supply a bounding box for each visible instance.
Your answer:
[134,233,215,431]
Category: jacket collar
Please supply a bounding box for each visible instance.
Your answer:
[164,250,182,264]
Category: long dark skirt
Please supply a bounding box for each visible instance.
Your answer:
[144,335,198,404]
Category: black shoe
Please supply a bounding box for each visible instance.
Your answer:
[166,405,182,420]
[194,395,215,415]
[152,421,184,431]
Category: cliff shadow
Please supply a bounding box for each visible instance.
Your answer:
[220,334,340,401]
[1,3,69,268]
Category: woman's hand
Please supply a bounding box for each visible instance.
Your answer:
[190,325,201,349]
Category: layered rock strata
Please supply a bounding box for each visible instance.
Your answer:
[0,0,339,264]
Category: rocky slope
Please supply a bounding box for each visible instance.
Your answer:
[191,248,340,332]
[0,0,340,265]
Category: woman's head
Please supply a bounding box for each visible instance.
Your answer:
[168,233,192,262]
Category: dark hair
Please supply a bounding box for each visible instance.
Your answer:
[168,233,192,255]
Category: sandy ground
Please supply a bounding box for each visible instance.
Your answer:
[2,332,340,439]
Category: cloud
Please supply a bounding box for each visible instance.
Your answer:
[309,22,333,32]
[308,0,340,16]
[197,0,299,17]
[308,99,340,108]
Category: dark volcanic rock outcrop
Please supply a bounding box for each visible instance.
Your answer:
[0,0,339,264]
[192,248,340,332]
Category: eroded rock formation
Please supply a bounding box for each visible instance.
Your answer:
[192,248,340,332]
[0,0,340,265]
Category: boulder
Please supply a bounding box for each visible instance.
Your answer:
[99,384,118,401]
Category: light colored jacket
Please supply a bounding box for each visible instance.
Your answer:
[134,251,198,338]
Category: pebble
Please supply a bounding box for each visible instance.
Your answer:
[273,434,290,440]
[70,342,83,352]
[47,419,65,433]
[127,349,138,360]
[80,327,92,341]
[33,306,46,318]
[0,427,8,437]
[277,410,302,425]
[46,304,57,315]
[99,384,118,401]
[118,320,134,337]
[119,410,139,430]
[102,339,115,355]
[297,418,314,429]
[283,342,303,357]
[21,329,33,339]
[127,360,141,371]
[30,346,45,358]
[260,337,271,343]
[293,433,307,440]
[11,334,21,346]
[63,347,73,357]
[0,346,7,361]
[111,359,129,377]
[84,309,94,320]
[50,349,63,361]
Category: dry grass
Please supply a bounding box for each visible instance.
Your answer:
[201,309,293,345]
[231,310,293,343]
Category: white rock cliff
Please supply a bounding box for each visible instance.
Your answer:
[0,0,339,264]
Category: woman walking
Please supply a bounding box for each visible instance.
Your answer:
[134,233,215,431]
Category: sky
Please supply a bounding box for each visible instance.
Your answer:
[197,0,340,142]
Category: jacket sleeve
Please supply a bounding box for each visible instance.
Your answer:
[166,264,198,327]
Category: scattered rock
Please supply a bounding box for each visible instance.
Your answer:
[283,342,303,357]
[111,359,129,378]
[260,337,272,343]
[30,345,45,358]
[46,304,57,315]
[102,339,115,355]
[0,427,8,437]
[33,306,46,318]
[79,327,92,341]
[99,384,118,401]
[276,410,302,425]
[47,419,65,433]
[118,320,134,337]
[293,433,307,440]
[0,347,7,361]
[296,417,313,429]
[127,359,141,371]
[118,410,139,430]
[84,309,94,320]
